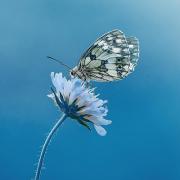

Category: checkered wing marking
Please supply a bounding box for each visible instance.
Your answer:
[126,37,139,71]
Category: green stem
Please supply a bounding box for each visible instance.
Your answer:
[35,113,67,180]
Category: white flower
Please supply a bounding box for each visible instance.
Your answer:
[48,72,112,136]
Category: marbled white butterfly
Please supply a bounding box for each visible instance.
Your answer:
[48,29,139,82]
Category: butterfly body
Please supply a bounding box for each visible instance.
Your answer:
[70,29,139,82]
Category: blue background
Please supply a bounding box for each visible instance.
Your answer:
[0,0,180,179]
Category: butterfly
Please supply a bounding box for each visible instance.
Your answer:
[48,29,139,82]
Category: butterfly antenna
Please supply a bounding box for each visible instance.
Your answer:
[47,56,72,70]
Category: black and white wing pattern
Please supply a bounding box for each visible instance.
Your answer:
[77,29,139,82]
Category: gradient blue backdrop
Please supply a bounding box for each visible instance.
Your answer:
[0,0,180,179]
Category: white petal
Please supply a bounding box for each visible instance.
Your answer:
[85,116,112,126]
[69,86,81,104]
[95,99,108,107]
[94,125,107,136]
[63,80,72,100]
[77,91,92,107]
[47,93,54,99]
[51,72,65,92]
[47,93,59,106]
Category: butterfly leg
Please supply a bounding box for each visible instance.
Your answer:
[82,78,91,88]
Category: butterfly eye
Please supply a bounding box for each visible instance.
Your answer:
[70,71,75,76]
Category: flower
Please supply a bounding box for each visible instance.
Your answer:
[48,72,112,136]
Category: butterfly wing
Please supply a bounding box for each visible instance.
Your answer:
[77,29,139,82]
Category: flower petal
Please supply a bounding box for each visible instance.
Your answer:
[85,116,112,126]
[94,125,107,136]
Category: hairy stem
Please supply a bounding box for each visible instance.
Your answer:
[35,113,67,180]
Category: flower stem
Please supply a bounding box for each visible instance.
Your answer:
[35,113,67,180]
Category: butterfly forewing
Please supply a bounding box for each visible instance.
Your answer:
[77,29,139,82]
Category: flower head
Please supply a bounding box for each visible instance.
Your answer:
[48,72,112,136]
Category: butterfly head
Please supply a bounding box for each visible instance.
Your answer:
[70,66,80,77]
[70,66,87,81]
